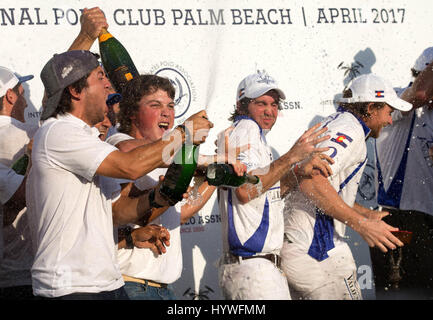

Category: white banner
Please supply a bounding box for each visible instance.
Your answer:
[2,0,431,299]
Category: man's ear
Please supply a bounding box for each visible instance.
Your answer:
[5,88,17,105]
[365,102,376,118]
[69,85,81,100]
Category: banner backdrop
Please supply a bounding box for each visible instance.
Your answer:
[2,0,432,300]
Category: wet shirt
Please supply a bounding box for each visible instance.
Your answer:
[376,88,433,215]
[218,118,284,257]
[106,133,183,284]
[284,109,370,261]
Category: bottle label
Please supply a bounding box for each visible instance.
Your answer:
[110,66,134,90]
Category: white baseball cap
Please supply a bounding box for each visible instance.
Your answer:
[236,70,286,102]
[339,73,412,112]
[0,66,34,97]
[413,47,433,72]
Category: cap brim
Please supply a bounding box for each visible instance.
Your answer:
[17,75,34,83]
[106,93,122,106]
[247,87,286,100]
[40,90,62,121]
[338,97,354,103]
[387,97,412,112]
[339,96,413,112]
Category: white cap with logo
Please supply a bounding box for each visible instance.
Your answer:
[236,70,286,102]
[0,66,34,97]
[339,73,412,112]
[413,47,433,72]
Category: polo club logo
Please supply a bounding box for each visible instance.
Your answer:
[153,63,195,120]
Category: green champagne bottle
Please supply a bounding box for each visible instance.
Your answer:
[98,28,139,92]
[206,163,259,187]
[159,144,200,204]
[11,154,29,175]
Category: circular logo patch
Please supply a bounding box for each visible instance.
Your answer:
[155,67,191,119]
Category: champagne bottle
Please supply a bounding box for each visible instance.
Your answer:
[206,163,259,187]
[98,28,139,92]
[159,144,200,205]
[11,154,29,175]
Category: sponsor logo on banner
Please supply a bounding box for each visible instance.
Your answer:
[181,213,222,233]
[278,101,302,117]
[151,62,196,122]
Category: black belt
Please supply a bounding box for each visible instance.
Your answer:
[226,253,281,269]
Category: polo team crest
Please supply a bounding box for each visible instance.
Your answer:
[331,132,353,148]
[375,90,385,98]
[151,62,196,120]
[256,70,275,85]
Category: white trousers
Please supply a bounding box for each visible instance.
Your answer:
[280,241,362,300]
[218,257,291,300]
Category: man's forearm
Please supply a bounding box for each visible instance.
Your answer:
[112,184,170,226]
[400,60,433,109]
[299,175,364,232]
[180,181,216,224]
[98,128,185,180]
[235,150,297,204]
[280,168,299,199]
[68,32,95,51]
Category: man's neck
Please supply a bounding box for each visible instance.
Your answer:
[129,125,153,144]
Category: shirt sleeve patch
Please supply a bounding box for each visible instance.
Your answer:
[330,132,353,148]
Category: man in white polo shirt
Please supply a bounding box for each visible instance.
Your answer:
[373,47,433,299]
[0,66,36,300]
[217,71,333,300]
[106,74,217,299]
[26,50,212,299]
[281,74,409,300]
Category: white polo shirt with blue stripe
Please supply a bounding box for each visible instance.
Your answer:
[218,117,284,257]
[283,108,370,261]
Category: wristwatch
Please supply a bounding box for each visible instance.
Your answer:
[149,188,164,208]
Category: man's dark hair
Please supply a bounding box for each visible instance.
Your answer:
[339,88,386,118]
[228,89,283,122]
[0,83,21,112]
[48,73,91,118]
[118,74,175,134]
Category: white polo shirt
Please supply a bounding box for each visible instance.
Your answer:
[376,86,433,215]
[0,116,37,167]
[0,163,23,205]
[217,117,283,257]
[284,108,370,261]
[0,116,37,288]
[106,133,183,284]
[26,113,123,297]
